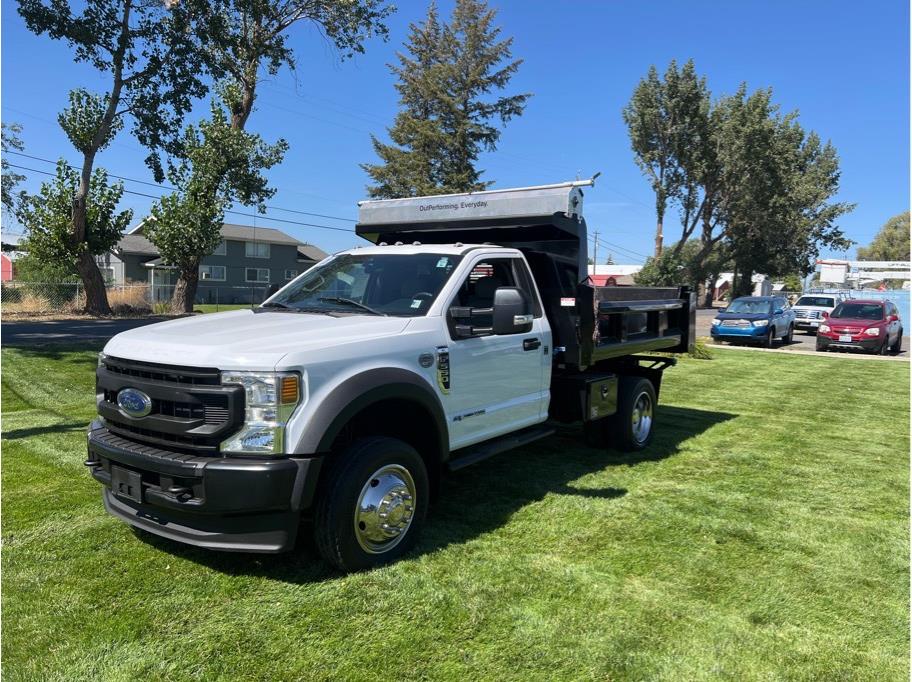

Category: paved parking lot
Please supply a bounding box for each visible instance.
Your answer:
[696,308,908,359]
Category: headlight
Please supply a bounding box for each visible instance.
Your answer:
[220,371,303,455]
[819,324,830,333]
[98,352,107,367]
[712,318,722,326]
[864,327,881,336]
[752,320,769,327]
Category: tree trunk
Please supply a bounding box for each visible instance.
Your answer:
[654,216,663,258]
[76,250,111,316]
[704,271,720,307]
[170,266,200,314]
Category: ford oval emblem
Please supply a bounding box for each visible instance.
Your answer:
[117,388,152,418]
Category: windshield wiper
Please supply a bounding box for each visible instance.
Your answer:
[318,297,387,316]
[259,301,341,317]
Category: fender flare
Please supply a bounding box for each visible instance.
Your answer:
[295,367,449,459]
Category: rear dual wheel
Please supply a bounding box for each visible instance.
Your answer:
[587,376,657,452]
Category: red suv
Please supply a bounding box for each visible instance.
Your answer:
[816,299,903,354]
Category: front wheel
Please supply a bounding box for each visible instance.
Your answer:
[314,436,429,572]
[610,376,657,452]
[762,328,775,348]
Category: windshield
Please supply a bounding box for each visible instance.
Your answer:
[725,299,772,315]
[831,302,884,320]
[265,253,462,317]
[796,296,835,307]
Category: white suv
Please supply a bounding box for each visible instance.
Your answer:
[792,294,843,334]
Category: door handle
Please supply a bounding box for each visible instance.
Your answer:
[523,338,541,351]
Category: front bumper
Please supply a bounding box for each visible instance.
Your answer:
[710,325,768,342]
[794,319,821,330]
[817,336,881,352]
[86,420,321,552]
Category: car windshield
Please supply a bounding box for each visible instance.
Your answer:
[831,303,884,320]
[796,296,835,307]
[725,299,772,315]
[264,252,462,317]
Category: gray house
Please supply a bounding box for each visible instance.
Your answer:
[96,223,329,304]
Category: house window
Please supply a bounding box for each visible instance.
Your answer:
[99,267,115,283]
[211,240,227,256]
[199,265,226,281]
[285,269,298,280]
[246,268,270,283]
[245,242,270,259]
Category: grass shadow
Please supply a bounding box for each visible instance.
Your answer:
[133,405,735,582]
[1,421,88,440]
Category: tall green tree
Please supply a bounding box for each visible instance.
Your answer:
[363,0,530,198]
[712,87,853,296]
[146,87,287,313]
[149,0,391,312]
[18,0,209,314]
[623,59,709,257]
[1,122,27,219]
[19,160,132,275]
[856,212,910,261]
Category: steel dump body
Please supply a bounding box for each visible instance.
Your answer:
[356,182,695,371]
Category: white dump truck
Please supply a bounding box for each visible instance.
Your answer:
[86,180,695,571]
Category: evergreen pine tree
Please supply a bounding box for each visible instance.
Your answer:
[363,0,530,197]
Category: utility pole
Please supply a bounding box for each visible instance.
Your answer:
[591,230,598,279]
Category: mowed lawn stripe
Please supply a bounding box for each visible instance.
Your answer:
[2,344,908,681]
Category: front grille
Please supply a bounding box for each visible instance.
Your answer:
[794,309,822,320]
[721,319,751,328]
[102,355,220,386]
[101,390,230,425]
[97,356,241,455]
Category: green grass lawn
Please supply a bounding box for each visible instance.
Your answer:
[2,344,908,680]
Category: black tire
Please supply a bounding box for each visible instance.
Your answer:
[815,339,827,352]
[782,324,794,345]
[314,436,429,572]
[877,338,889,355]
[763,328,775,348]
[890,328,903,354]
[609,376,657,452]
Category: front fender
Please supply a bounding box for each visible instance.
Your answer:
[291,367,448,457]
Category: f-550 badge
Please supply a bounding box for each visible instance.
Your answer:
[436,346,450,394]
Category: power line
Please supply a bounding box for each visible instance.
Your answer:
[5,163,356,234]
[4,150,358,224]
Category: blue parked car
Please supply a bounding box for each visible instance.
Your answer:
[710,296,796,347]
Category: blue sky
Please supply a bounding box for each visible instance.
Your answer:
[2,0,909,264]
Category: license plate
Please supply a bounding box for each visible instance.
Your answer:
[838,334,852,342]
[810,321,819,327]
[111,465,143,503]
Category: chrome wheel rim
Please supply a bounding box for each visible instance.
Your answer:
[631,392,653,443]
[354,464,416,554]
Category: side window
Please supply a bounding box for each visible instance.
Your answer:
[512,258,543,318]
[452,258,519,309]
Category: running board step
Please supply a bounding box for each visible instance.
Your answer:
[447,425,555,472]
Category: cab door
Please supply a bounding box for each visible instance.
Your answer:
[443,255,549,450]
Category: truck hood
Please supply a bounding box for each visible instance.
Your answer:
[103,310,412,370]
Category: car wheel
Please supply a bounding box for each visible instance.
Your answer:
[314,436,429,572]
[763,328,774,348]
[890,328,903,354]
[876,338,889,355]
[782,324,794,344]
[815,340,826,352]
[609,376,657,452]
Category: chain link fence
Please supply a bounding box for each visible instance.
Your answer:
[1,281,274,315]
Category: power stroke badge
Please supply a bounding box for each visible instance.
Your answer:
[436,346,450,394]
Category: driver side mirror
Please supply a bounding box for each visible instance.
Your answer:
[774,308,784,315]
[492,287,533,335]
[888,314,899,322]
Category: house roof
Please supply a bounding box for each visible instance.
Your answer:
[118,234,159,255]
[118,222,327,258]
[297,244,328,262]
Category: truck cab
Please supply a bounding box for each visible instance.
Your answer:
[87,181,695,572]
